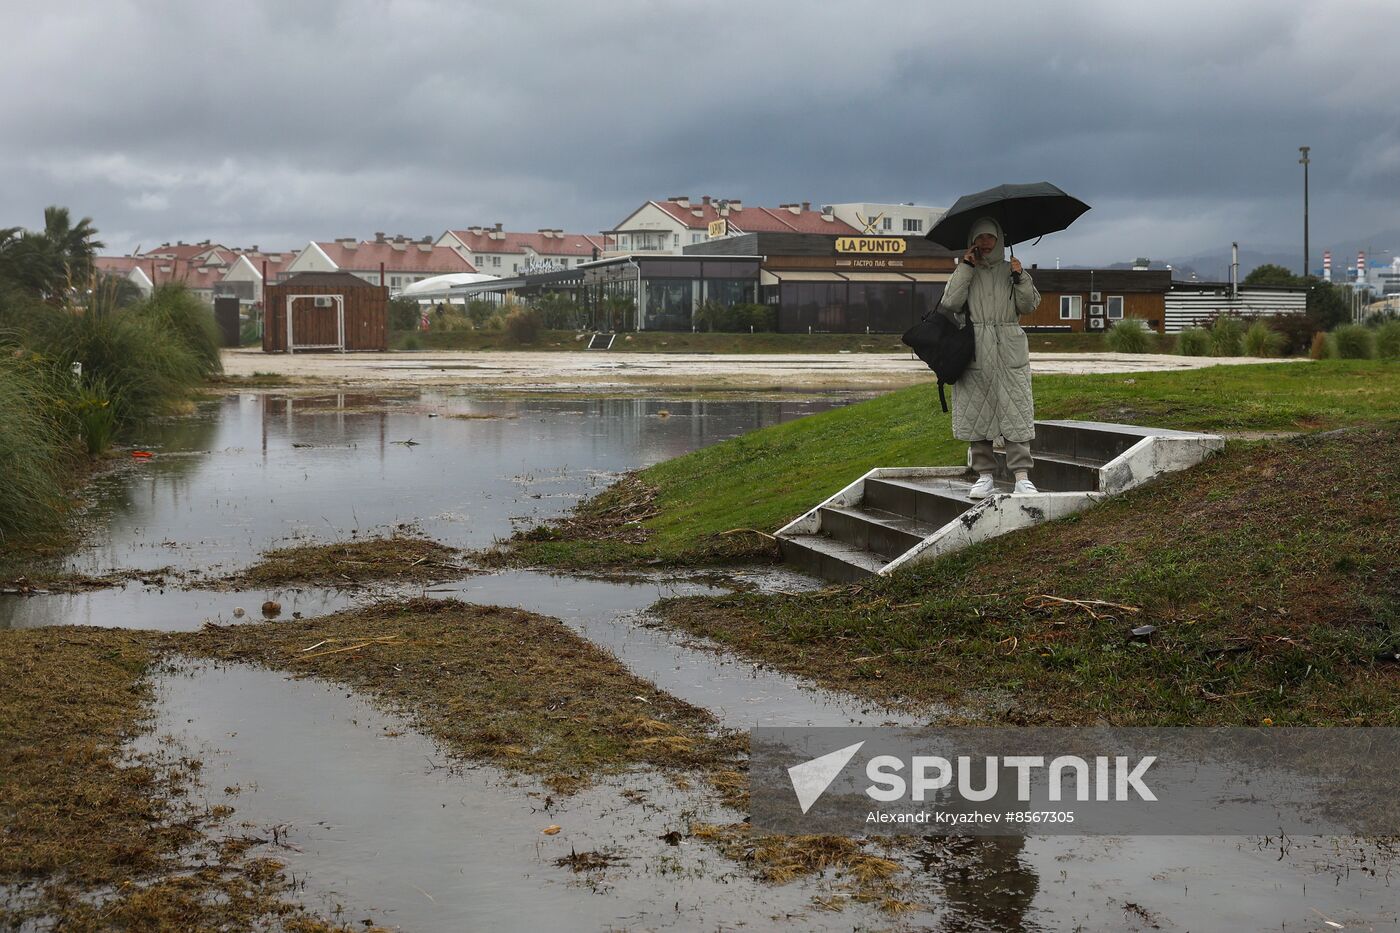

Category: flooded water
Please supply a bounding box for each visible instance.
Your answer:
[141,659,904,932]
[60,390,851,576]
[8,388,1399,930]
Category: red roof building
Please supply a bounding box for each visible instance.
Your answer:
[437,225,607,275]
[281,235,475,294]
[606,196,861,254]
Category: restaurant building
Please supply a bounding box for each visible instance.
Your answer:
[688,231,957,333]
[454,231,957,333]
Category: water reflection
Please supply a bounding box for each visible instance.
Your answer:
[63,390,851,576]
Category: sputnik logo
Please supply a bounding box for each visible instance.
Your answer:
[787,741,865,814]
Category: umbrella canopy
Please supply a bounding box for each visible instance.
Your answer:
[925,182,1090,250]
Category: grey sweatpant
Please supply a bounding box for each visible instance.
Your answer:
[970,439,1033,474]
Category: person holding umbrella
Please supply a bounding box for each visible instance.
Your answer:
[936,215,1041,497]
[926,182,1090,499]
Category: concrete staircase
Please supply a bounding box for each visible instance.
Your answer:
[777,420,1224,582]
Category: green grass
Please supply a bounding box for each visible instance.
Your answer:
[391,328,1159,355]
[499,359,1400,568]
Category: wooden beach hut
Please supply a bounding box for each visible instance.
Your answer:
[263,271,388,352]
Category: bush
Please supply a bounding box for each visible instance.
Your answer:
[1243,320,1285,357]
[130,284,222,377]
[1105,318,1153,353]
[65,374,118,456]
[695,301,776,333]
[1175,327,1211,356]
[534,292,583,330]
[1332,324,1376,359]
[467,299,496,329]
[0,355,71,539]
[1375,320,1400,360]
[1309,331,1334,360]
[1208,316,1245,356]
[388,296,420,331]
[25,306,205,424]
[1265,313,1316,357]
[398,333,421,351]
[504,305,543,344]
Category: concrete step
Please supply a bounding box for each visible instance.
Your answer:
[862,476,998,527]
[778,534,886,581]
[777,419,1225,583]
[992,450,1104,492]
[817,505,943,560]
[1032,419,1212,463]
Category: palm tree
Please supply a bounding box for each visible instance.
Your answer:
[42,206,104,290]
[0,208,105,299]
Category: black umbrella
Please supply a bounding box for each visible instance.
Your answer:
[925,182,1090,252]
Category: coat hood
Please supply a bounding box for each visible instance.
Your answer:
[968,216,1006,267]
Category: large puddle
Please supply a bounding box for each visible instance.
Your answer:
[9,388,1399,930]
[59,390,851,576]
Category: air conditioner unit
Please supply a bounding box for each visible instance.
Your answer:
[1090,304,1104,316]
[1089,318,1105,330]
[1090,291,1102,302]
[314,296,333,307]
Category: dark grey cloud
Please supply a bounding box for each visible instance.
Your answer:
[3,0,1396,268]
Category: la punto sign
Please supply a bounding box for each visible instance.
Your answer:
[835,236,908,255]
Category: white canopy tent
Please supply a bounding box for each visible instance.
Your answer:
[399,272,500,303]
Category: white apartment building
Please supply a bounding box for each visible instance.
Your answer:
[826,202,947,237]
[437,225,607,275]
[605,196,863,256]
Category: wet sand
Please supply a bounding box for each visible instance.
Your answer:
[222,347,1303,391]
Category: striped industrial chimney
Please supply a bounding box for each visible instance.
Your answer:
[1323,250,1331,282]
[1358,251,1366,284]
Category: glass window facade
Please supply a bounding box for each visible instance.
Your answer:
[705,278,756,307]
[644,279,694,330]
[776,279,945,333]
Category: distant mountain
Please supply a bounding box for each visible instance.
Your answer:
[1078,229,1400,283]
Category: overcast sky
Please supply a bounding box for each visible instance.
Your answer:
[3,0,1397,268]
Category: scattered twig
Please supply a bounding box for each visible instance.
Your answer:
[294,635,399,661]
[1024,594,1141,619]
[719,528,777,542]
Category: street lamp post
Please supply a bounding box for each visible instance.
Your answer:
[1298,146,1311,279]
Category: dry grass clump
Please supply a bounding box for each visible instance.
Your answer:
[688,822,910,910]
[221,534,465,587]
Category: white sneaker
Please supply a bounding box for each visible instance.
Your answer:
[968,473,995,499]
[1013,478,1039,494]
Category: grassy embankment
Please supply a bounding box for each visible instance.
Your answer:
[499,359,1400,569]
[495,359,1399,727]
[389,328,1158,355]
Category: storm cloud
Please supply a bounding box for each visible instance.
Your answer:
[3,0,1396,267]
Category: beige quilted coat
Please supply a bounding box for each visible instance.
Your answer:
[938,216,1040,444]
